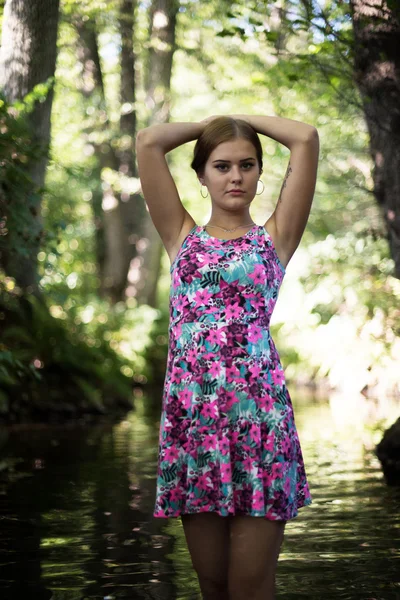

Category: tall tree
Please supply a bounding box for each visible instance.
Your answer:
[73,0,179,306]
[74,1,150,304]
[74,12,128,303]
[0,0,61,292]
[135,0,179,307]
[350,0,400,279]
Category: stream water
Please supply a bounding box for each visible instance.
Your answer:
[0,390,399,600]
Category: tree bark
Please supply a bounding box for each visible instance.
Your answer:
[75,3,150,304]
[350,0,400,279]
[116,0,149,304]
[74,15,130,303]
[0,0,60,292]
[135,0,179,307]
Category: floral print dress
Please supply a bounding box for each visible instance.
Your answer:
[153,224,312,520]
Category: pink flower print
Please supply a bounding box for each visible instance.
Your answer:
[226,389,239,410]
[187,347,198,364]
[243,456,254,472]
[249,423,260,445]
[197,247,217,267]
[171,366,184,385]
[226,362,240,381]
[174,297,190,320]
[162,416,172,432]
[264,433,275,453]
[252,296,265,311]
[262,470,274,487]
[248,325,263,344]
[194,288,213,307]
[252,490,265,510]
[258,394,274,412]
[209,361,221,379]
[248,362,262,379]
[201,401,218,420]
[174,322,183,339]
[169,488,183,502]
[250,264,266,286]
[271,367,285,387]
[281,437,291,456]
[219,438,230,455]
[197,473,213,491]
[220,462,231,483]
[225,302,242,320]
[230,430,240,446]
[202,433,217,452]
[271,462,284,478]
[206,328,226,346]
[178,388,192,411]
[164,444,180,462]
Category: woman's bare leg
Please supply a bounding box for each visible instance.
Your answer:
[228,515,286,600]
[181,512,230,600]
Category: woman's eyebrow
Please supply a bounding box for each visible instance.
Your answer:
[212,157,256,163]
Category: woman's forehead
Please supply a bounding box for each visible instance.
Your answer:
[209,139,257,161]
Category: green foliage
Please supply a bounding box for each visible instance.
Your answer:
[0,92,42,261]
[1,0,399,426]
[0,274,134,422]
[0,82,64,285]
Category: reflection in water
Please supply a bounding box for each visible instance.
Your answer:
[0,391,399,599]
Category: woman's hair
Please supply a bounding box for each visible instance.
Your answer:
[191,116,263,177]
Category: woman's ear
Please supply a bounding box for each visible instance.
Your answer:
[197,169,205,186]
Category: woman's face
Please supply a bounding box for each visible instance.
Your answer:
[198,138,261,208]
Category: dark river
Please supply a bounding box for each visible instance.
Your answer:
[0,390,399,600]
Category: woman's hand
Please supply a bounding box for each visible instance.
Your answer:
[200,115,223,125]
[200,114,256,130]
[230,114,252,124]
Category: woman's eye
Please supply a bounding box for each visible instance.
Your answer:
[216,163,254,171]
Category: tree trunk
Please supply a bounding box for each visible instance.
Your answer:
[350,0,400,279]
[74,15,130,303]
[116,0,149,304]
[75,3,150,304]
[0,0,60,292]
[135,0,179,307]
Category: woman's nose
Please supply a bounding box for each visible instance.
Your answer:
[230,167,242,181]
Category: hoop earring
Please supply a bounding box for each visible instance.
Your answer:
[256,179,265,195]
[200,185,209,198]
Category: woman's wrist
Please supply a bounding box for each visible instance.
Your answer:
[136,121,205,153]
[230,114,253,124]
[230,114,317,149]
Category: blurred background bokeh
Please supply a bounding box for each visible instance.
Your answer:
[0,1,399,598]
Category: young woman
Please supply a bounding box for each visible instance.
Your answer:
[136,114,319,600]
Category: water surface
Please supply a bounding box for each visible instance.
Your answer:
[0,390,399,599]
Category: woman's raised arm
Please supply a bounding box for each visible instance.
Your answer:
[136,121,205,154]
[135,121,206,255]
[231,114,319,268]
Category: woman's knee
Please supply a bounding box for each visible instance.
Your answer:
[181,512,230,592]
[228,516,286,598]
[198,575,229,600]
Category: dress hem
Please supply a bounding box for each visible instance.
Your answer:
[153,498,312,521]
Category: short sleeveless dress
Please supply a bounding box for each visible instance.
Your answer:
[153,224,312,520]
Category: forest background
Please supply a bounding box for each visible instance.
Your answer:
[0,0,399,423]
